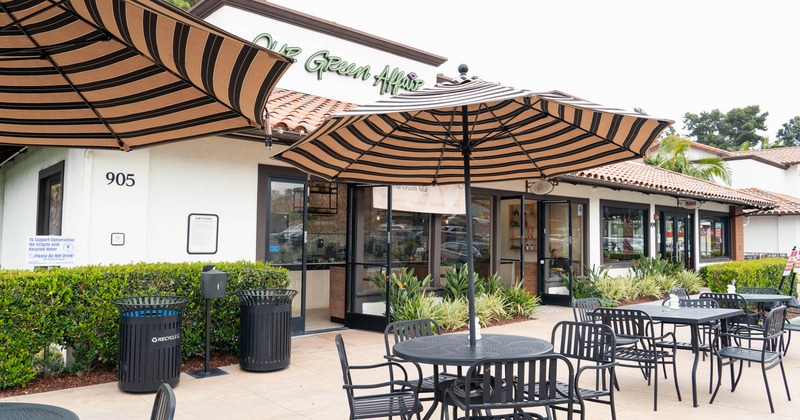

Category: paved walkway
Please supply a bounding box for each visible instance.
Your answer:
[2,304,798,419]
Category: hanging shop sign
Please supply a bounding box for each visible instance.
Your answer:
[254,33,426,95]
[677,198,701,210]
[373,185,465,214]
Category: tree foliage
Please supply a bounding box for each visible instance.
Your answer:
[643,135,732,185]
[164,0,198,11]
[775,116,800,147]
[683,105,768,151]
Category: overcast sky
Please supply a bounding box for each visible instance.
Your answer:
[270,0,799,137]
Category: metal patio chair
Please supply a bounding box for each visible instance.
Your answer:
[592,308,681,411]
[336,334,423,420]
[150,383,176,420]
[550,321,618,420]
[442,354,577,420]
[710,306,791,413]
[384,319,460,402]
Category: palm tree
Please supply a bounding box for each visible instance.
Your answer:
[643,135,732,185]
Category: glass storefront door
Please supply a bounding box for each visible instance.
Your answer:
[539,200,585,306]
[266,178,307,332]
[657,211,693,269]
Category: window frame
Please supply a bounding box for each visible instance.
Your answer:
[36,161,65,236]
[698,210,731,261]
[599,200,649,267]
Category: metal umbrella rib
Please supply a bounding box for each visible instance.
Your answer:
[0,0,293,149]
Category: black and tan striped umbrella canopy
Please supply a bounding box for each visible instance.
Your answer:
[275,67,672,346]
[275,73,672,185]
[0,0,293,150]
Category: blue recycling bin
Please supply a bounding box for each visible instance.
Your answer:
[113,296,188,393]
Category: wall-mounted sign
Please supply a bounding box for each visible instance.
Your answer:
[677,198,701,210]
[254,33,426,95]
[111,232,125,246]
[187,214,219,254]
[27,236,76,266]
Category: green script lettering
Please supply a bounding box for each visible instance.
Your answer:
[305,50,371,81]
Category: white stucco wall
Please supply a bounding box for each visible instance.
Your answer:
[727,159,789,192]
[745,215,800,254]
[203,6,440,106]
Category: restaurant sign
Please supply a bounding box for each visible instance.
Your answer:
[254,33,425,95]
[677,198,701,210]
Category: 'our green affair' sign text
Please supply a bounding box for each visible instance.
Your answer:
[254,33,425,95]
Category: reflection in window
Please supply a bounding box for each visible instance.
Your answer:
[602,206,646,263]
[440,195,492,283]
[700,214,729,258]
[307,181,347,264]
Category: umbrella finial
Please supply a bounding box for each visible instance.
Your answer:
[458,64,469,77]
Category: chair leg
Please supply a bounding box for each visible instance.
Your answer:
[731,360,744,392]
[653,362,658,411]
[762,361,775,413]
[671,354,682,402]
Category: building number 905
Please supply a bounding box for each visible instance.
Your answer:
[106,172,135,187]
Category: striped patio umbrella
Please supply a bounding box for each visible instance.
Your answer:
[275,65,673,346]
[0,0,293,151]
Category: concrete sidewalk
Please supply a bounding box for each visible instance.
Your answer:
[2,305,797,419]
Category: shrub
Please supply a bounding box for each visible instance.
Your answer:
[629,255,681,278]
[500,282,540,318]
[594,275,633,302]
[431,298,469,331]
[699,258,786,293]
[633,275,663,299]
[369,267,433,322]
[0,260,289,389]
[475,293,509,325]
[672,270,704,294]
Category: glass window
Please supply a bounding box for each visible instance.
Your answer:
[602,206,647,263]
[439,195,493,283]
[307,181,347,264]
[699,213,729,258]
[37,161,64,235]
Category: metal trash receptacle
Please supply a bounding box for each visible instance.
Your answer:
[113,296,188,393]
[236,289,298,372]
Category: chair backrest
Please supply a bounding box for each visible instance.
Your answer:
[591,308,654,340]
[335,334,355,396]
[457,354,575,416]
[679,297,719,309]
[699,292,756,325]
[384,318,441,355]
[572,297,603,323]
[551,320,616,363]
[763,306,787,340]
[668,287,690,300]
[738,287,781,295]
[150,383,176,420]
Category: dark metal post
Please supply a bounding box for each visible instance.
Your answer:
[461,104,477,347]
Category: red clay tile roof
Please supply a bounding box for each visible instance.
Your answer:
[556,161,773,208]
[266,89,359,134]
[727,146,800,167]
[647,139,731,157]
[739,188,800,215]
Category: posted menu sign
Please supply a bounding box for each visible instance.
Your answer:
[27,236,76,266]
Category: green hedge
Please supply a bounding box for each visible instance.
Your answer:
[0,261,289,389]
[698,258,788,293]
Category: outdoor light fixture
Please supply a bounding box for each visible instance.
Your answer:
[375,211,381,222]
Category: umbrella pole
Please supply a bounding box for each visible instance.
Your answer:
[461,106,477,347]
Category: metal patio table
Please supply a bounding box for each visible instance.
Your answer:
[738,293,793,306]
[0,402,79,419]
[622,303,744,407]
[392,333,553,419]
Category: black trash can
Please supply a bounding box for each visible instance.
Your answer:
[236,289,298,372]
[113,296,188,393]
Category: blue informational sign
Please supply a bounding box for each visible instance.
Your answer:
[27,236,76,266]
[269,245,281,252]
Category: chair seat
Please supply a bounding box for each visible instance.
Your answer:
[421,372,459,392]
[718,346,781,364]
[615,347,671,362]
[655,340,711,352]
[529,380,610,402]
[352,391,422,419]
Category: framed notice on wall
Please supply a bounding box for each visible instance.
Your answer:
[187,213,219,254]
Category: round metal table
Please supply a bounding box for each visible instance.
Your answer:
[0,402,79,419]
[392,333,553,420]
[393,333,553,366]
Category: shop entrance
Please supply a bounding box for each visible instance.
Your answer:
[538,200,586,306]
[657,211,694,269]
[264,176,347,334]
